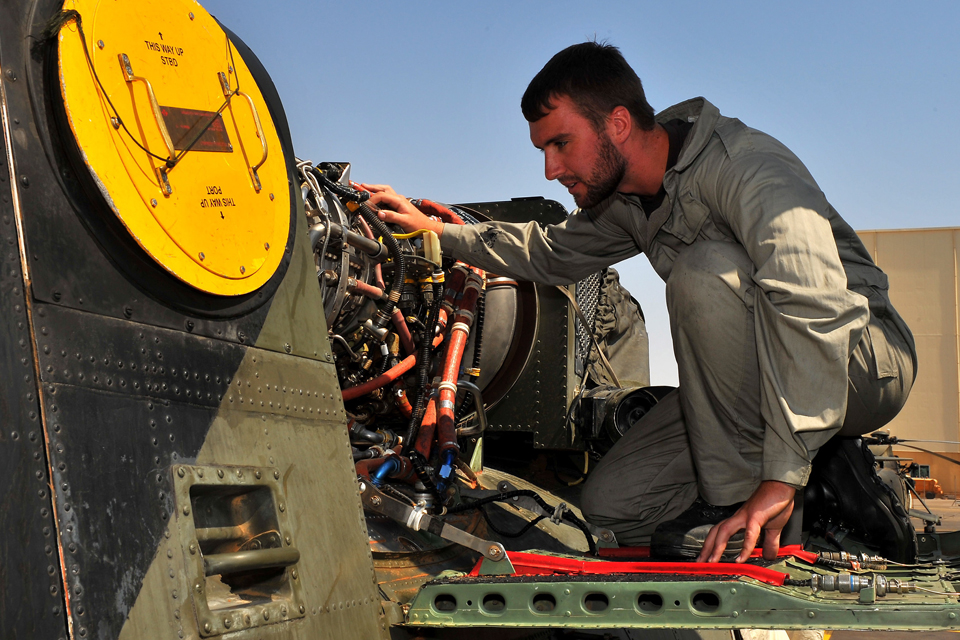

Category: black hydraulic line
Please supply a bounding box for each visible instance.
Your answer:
[353,447,376,461]
[478,506,547,538]
[407,450,445,506]
[447,489,598,555]
[405,279,444,448]
[783,579,812,587]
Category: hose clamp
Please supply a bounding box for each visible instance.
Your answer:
[451,320,471,334]
[406,503,427,530]
[437,381,459,395]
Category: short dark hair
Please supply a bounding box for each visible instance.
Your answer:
[521,41,656,132]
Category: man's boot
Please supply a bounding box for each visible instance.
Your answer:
[803,437,918,563]
[650,498,744,560]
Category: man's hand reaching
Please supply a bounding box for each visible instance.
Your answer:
[361,184,444,237]
[697,480,795,563]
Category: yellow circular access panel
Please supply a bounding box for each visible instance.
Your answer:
[57,0,291,296]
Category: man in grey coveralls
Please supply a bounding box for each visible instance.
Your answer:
[367,42,916,562]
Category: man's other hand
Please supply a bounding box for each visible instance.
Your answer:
[361,184,444,237]
[697,480,795,563]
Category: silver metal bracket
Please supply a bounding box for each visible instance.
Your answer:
[359,479,508,564]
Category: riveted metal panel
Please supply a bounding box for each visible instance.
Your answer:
[0,26,69,639]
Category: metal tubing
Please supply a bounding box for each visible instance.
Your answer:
[203,547,300,577]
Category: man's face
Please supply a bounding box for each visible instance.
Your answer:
[529,95,626,209]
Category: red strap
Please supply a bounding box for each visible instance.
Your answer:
[469,551,788,586]
[597,543,817,564]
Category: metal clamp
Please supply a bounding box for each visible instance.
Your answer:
[219,71,268,191]
[455,380,488,437]
[359,479,507,563]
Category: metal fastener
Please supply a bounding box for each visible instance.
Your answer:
[110,117,119,129]
[264,242,270,250]
[189,12,195,19]
[291,569,298,580]
[299,604,305,614]
[255,471,262,479]
[274,470,280,479]
[182,505,190,516]
[195,582,203,592]
[150,199,157,207]
[285,535,292,545]
[223,618,231,628]
[281,606,288,617]
[97,40,104,49]
[278,502,285,512]
[189,543,197,555]
[203,622,212,633]
[370,495,382,507]
[199,252,205,261]
[240,265,246,274]
[177,467,185,477]
[217,469,224,478]
[488,545,503,559]
[262,610,270,621]
[269,193,274,201]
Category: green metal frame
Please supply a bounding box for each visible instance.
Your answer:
[404,562,960,631]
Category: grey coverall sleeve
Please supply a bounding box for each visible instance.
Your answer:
[708,149,870,488]
[439,208,640,285]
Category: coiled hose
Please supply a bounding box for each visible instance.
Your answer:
[312,167,406,331]
[456,292,485,421]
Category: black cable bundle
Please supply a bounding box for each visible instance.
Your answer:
[447,489,598,555]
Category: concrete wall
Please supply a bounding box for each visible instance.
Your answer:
[857,227,960,490]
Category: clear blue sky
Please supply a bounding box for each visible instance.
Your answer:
[204,0,960,385]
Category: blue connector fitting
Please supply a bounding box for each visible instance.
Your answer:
[435,450,457,493]
[372,458,400,487]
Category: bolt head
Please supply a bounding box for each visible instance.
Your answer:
[150,198,157,207]
[199,252,205,261]
[203,622,212,633]
[97,40,104,49]
[262,610,270,620]
[264,242,270,250]
[189,11,195,19]
[240,265,246,274]
[255,470,262,479]
[182,505,190,515]
[177,467,185,477]
[274,470,280,479]
[223,618,231,628]
[217,469,224,478]
[189,543,197,554]
[488,546,502,558]
[278,502,285,512]
[370,495,382,506]
[299,604,306,614]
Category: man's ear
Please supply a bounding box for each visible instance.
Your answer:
[608,106,633,143]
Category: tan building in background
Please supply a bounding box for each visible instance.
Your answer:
[857,227,960,495]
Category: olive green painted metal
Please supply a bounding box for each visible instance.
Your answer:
[404,574,960,631]
[171,463,306,637]
[254,197,333,363]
